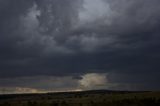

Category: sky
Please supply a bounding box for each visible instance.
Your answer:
[0,0,160,94]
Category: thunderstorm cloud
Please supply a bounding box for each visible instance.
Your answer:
[0,0,160,93]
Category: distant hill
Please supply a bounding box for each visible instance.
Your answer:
[0,89,150,100]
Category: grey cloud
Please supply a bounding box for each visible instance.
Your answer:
[0,76,80,91]
[79,73,108,89]
[0,0,160,90]
[0,73,113,93]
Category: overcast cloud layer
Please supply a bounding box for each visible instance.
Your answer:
[0,0,160,92]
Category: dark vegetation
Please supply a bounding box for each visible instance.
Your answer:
[0,90,160,106]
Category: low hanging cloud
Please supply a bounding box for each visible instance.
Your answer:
[0,72,159,94]
[0,73,109,94]
[0,76,80,92]
[79,73,108,89]
[0,87,41,94]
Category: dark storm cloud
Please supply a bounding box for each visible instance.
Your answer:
[0,0,160,90]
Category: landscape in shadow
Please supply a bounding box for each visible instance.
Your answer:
[0,90,160,106]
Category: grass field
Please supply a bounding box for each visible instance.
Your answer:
[0,90,160,106]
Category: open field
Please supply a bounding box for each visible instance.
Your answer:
[0,90,160,106]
